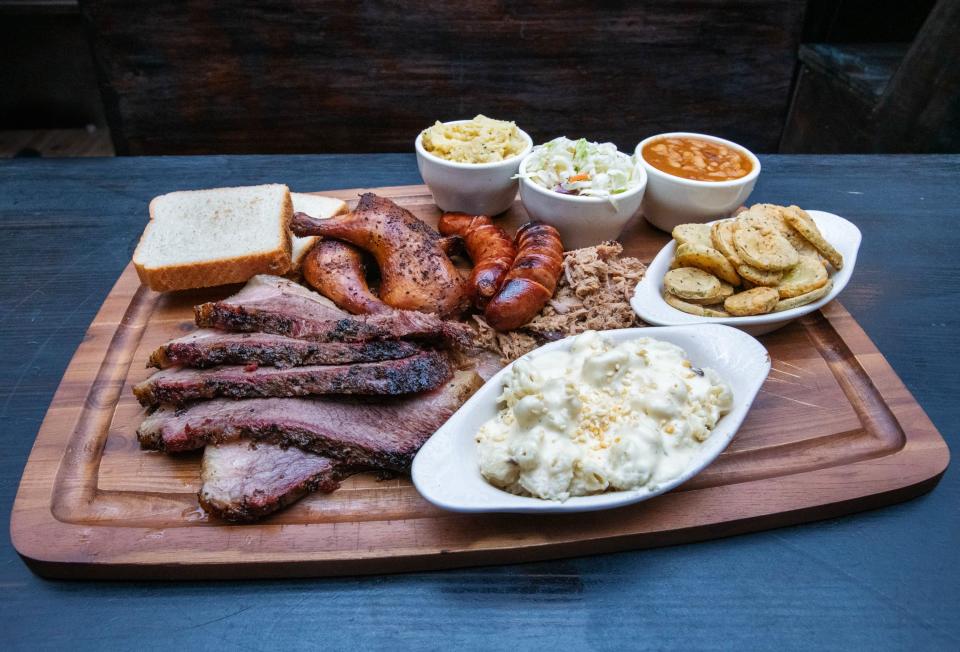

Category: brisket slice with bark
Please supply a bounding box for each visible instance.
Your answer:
[147,329,420,369]
[195,370,483,522]
[133,350,452,407]
[194,275,471,347]
[140,370,484,471]
[199,441,352,522]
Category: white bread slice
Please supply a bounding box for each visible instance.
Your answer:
[289,192,348,271]
[133,184,293,292]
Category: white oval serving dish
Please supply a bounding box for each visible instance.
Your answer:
[631,210,862,336]
[412,325,770,514]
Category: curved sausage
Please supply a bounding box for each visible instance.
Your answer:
[438,212,517,310]
[302,239,391,315]
[483,222,564,331]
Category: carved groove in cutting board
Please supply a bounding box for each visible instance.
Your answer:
[802,310,905,452]
[51,283,157,523]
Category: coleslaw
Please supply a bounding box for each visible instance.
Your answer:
[519,137,643,199]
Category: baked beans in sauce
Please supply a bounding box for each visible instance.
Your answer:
[641,137,752,182]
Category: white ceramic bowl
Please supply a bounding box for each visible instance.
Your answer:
[631,210,862,336]
[636,132,761,233]
[412,325,770,514]
[415,120,533,215]
[517,153,647,250]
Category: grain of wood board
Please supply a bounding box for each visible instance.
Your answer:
[10,185,948,579]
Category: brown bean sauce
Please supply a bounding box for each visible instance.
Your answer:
[642,137,752,182]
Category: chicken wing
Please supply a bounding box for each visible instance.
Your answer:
[292,193,467,317]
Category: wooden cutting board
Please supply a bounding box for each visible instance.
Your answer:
[11,185,949,579]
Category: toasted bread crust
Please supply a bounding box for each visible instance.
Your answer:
[134,249,292,292]
[134,186,293,292]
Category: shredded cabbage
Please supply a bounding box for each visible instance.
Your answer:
[519,137,643,200]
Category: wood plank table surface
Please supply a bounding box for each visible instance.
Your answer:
[1,154,957,650]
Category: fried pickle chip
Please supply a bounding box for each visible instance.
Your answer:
[777,256,828,298]
[710,219,743,266]
[723,287,779,316]
[664,292,730,317]
[733,225,799,271]
[782,205,843,270]
[773,280,833,312]
[740,204,791,236]
[737,263,782,287]
[786,230,822,261]
[684,281,734,305]
[672,223,714,249]
[662,203,839,320]
[743,204,821,258]
[664,267,721,301]
[675,243,741,286]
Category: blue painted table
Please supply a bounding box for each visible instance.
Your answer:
[0,155,956,650]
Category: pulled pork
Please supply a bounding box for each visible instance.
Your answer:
[473,242,646,362]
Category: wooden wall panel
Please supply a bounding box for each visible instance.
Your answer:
[80,1,805,155]
[781,1,960,153]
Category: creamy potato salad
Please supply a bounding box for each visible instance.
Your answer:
[475,331,733,500]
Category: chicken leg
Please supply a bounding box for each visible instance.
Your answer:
[302,239,390,315]
[292,193,467,317]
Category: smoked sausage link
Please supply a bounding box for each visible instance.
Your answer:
[438,212,517,310]
[484,221,564,331]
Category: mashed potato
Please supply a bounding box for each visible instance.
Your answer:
[421,115,527,164]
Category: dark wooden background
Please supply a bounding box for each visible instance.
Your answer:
[782,0,960,153]
[79,0,805,155]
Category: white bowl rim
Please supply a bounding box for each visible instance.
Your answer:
[635,131,761,189]
[517,145,648,204]
[414,119,534,170]
[631,210,862,327]
[412,324,771,514]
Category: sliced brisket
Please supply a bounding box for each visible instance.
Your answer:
[199,441,351,522]
[133,350,453,407]
[139,370,483,471]
[194,275,471,346]
[147,329,420,369]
